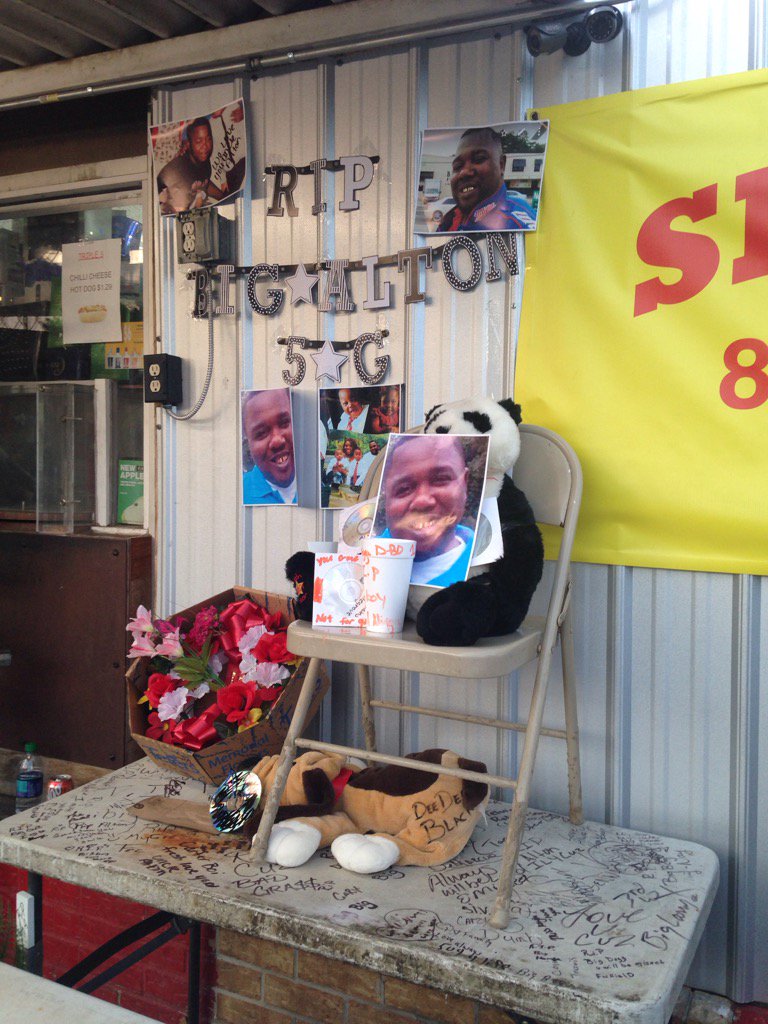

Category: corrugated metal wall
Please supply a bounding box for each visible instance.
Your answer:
[155,0,767,1001]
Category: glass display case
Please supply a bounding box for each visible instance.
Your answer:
[0,379,119,530]
[0,197,145,529]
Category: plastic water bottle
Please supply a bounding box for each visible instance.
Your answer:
[15,743,44,813]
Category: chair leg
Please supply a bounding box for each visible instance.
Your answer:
[249,656,322,861]
[560,602,583,825]
[488,795,527,929]
[357,663,377,753]
[488,647,555,929]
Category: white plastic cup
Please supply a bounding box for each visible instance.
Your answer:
[361,537,417,634]
[307,540,337,553]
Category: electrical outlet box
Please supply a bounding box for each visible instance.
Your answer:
[143,353,183,406]
[175,207,233,265]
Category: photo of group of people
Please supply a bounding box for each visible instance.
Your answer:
[151,98,247,215]
[319,384,404,509]
[415,121,549,235]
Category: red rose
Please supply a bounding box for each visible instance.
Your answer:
[252,684,283,706]
[145,672,181,709]
[146,711,175,743]
[254,630,290,664]
[217,680,257,724]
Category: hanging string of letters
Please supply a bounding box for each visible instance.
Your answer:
[192,153,519,384]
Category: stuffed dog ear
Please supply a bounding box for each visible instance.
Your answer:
[499,398,523,425]
[275,767,337,822]
[457,756,489,811]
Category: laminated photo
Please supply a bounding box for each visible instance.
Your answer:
[370,432,490,589]
[318,384,404,509]
[151,98,247,215]
[241,387,297,506]
[415,121,549,235]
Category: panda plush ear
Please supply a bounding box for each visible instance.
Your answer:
[499,398,523,425]
[424,404,445,431]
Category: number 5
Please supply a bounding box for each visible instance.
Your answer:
[282,336,307,386]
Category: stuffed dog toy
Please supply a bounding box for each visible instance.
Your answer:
[252,748,489,872]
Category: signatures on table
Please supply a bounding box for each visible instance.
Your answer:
[0,760,715,989]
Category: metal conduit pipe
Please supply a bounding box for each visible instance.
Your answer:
[0,0,631,112]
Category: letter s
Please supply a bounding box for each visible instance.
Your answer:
[634,185,719,317]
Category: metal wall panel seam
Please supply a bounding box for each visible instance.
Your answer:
[153,89,179,616]
[399,44,425,756]
[727,574,762,1001]
[606,564,634,828]
[748,0,768,70]
[240,81,257,588]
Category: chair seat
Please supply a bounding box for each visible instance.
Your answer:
[286,616,544,678]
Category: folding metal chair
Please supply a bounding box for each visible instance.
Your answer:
[251,424,583,929]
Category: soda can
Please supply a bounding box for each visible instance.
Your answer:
[47,775,74,800]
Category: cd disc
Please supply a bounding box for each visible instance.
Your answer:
[473,512,493,558]
[341,499,376,549]
[324,562,364,614]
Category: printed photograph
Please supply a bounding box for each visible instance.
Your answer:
[414,121,549,235]
[241,386,297,506]
[318,384,404,509]
[151,98,247,215]
[370,432,490,588]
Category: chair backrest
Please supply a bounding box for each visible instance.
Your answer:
[514,424,581,529]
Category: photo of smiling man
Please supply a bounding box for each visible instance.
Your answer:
[241,387,298,506]
[371,433,489,587]
[414,121,549,235]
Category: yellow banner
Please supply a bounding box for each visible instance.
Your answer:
[516,70,768,574]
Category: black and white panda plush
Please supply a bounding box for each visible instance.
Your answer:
[409,396,544,647]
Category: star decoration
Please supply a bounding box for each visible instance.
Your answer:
[311,340,348,383]
[285,262,319,305]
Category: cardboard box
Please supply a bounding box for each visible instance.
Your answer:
[127,587,329,785]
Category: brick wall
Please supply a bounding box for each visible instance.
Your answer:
[0,862,215,1023]
[213,930,527,1024]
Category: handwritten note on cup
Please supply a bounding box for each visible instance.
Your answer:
[361,537,416,634]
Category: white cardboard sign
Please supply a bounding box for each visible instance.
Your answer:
[62,238,122,345]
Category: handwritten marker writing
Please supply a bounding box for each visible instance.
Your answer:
[361,536,416,634]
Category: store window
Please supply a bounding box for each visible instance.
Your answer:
[0,195,145,530]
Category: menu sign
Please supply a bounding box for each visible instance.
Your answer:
[62,238,122,345]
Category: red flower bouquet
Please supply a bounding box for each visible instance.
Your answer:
[126,588,328,785]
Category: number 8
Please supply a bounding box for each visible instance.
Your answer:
[720,337,768,410]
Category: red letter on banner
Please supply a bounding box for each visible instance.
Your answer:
[634,185,719,317]
[732,167,768,285]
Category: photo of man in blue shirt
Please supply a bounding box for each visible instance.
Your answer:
[438,126,537,233]
[242,387,297,506]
